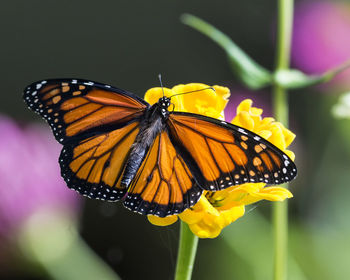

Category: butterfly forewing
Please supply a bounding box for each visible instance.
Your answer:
[23,79,148,144]
[167,112,297,191]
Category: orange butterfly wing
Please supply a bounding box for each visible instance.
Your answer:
[23,79,148,144]
[168,112,297,191]
[123,131,202,217]
[60,121,140,200]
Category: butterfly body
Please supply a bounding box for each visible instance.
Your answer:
[24,78,297,217]
[121,97,171,187]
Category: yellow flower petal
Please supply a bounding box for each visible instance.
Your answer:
[180,209,205,224]
[236,99,253,114]
[251,107,263,116]
[258,130,273,139]
[282,126,296,147]
[232,111,255,130]
[147,214,178,226]
[187,205,245,238]
[266,123,286,149]
[172,84,230,119]
[180,196,220,224]
[251,187,293,201]
[285,150,295,161]
[144,87,173,105]
[237,183,265,194]
[259,117,275,128]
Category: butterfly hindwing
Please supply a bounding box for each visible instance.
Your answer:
[167,112,297,191]
[60,121,140,200]
[124,131,203,217]
[23,79,149,144]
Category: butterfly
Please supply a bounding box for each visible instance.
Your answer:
[23,78,297,217]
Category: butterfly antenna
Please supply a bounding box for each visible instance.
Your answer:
[158,74,165,98]
[170,87,215,98]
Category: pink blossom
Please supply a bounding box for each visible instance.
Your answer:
[0,115,80,236]
[292,1,350,88]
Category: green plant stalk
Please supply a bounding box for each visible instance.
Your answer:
[175,221,199,280]
[273,0,294,280]
[181,13,272,89]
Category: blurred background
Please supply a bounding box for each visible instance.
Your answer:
[1,0,350,279]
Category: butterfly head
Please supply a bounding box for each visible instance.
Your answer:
[158,97,171,117]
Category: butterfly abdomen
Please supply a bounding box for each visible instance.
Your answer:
[121,110,164,188]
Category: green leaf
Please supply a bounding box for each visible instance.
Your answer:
[181,13,272,90]
[274,60,350,89]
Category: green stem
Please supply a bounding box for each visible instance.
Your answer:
[175,221,199,280]
[273,0,294,280]
[272,194,289,280]
[275,0,294,70]
[181,13,272,89]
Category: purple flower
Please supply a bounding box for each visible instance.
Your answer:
[0,115,80,236]
[292,1,350,88]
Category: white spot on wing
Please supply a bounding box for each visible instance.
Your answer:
[238,128,248,135]
[84,81,94,86]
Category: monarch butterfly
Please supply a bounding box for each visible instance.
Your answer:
[23,78,297,217]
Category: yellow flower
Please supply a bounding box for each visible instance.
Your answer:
[145,84,295,239]
[144,83,230,120]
